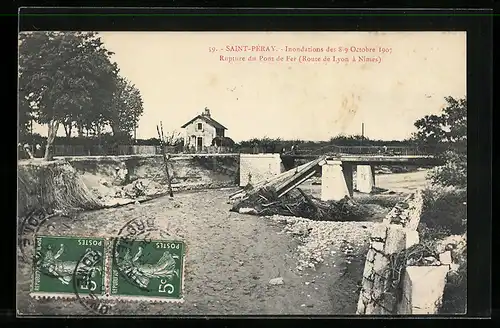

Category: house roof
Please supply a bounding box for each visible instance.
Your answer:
[181,115,227,130]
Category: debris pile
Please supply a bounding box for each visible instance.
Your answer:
[230,156,375,221]
[232,186,373,221]
[270,215,373,271]
[90,177,235,208]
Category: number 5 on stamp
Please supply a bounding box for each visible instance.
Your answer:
[111,239,185,301]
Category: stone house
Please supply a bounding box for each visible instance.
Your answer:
[181,107,228,152]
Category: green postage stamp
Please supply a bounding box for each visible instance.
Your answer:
[30,235,186,302]
[111,239,185,302]
[31,236,106,299]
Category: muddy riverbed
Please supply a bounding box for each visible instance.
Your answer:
[17,171,429,316]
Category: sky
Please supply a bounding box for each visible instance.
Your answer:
[32,31,466,142]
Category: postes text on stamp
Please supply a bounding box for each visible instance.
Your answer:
[111,239,185,301]
[31,235,106,299]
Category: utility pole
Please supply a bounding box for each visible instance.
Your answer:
[361,122,364,149]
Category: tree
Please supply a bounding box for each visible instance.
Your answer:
[412,96,467,187]
[18,31,119,160]
[412,96,467,154]
[18,93,34,139]
[107,77,144,139]
[413,114,447,150]
[163,130,183,146]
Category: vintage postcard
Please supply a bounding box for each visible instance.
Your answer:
[17,30,467,316]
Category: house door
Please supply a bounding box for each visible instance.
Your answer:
[197,137,203,151]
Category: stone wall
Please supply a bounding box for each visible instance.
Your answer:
[356,189,456,315]
[356,191,424,315]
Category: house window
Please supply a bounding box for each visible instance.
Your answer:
[197,123,203,130]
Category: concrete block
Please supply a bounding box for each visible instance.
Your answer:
[356,165,374,193]
[239,154,282,187]
[321,160,350,201]
[371,223,388,241]
[403,265,450,315]
[405,230,420,249]
[439,251,452,265]
[384,225,407,255]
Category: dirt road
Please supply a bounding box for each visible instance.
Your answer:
[18,187,372,316]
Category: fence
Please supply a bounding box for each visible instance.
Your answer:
[296,145,436,156]
[52,144,234,156]
[49,144,436,157]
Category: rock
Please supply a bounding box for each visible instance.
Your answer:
[373,254,390,272]
[406,230,420,249]
[423,256,440,265]
[439,251,452,265]
[98,178,110,186]
[372,242,384,252]
[239,207,258,214]
[269,277,284,285]
[300,304,306,307]
[384,225,406,255]
[371,223,388,240]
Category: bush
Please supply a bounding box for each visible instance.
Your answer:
[427,151,467,188]
[419,186,467,236]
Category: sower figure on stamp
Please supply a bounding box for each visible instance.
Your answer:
[118,246,180,289]
[39,244,101,286]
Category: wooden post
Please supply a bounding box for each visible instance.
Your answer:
[157,122,174,197]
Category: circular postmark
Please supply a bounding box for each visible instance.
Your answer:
[19,209,74,263]
[72,246,111,315]
[112,217,162,293]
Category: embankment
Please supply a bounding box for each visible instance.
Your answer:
[18,155,240,217]
[18,160,103,218]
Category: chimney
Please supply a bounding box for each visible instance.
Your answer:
[203,107,211,118]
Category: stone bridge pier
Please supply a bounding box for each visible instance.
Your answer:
[319,161,376,201]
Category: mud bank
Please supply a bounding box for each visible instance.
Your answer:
[18,155,239,216]
[66,155,239,187]
[18,160,103,218]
